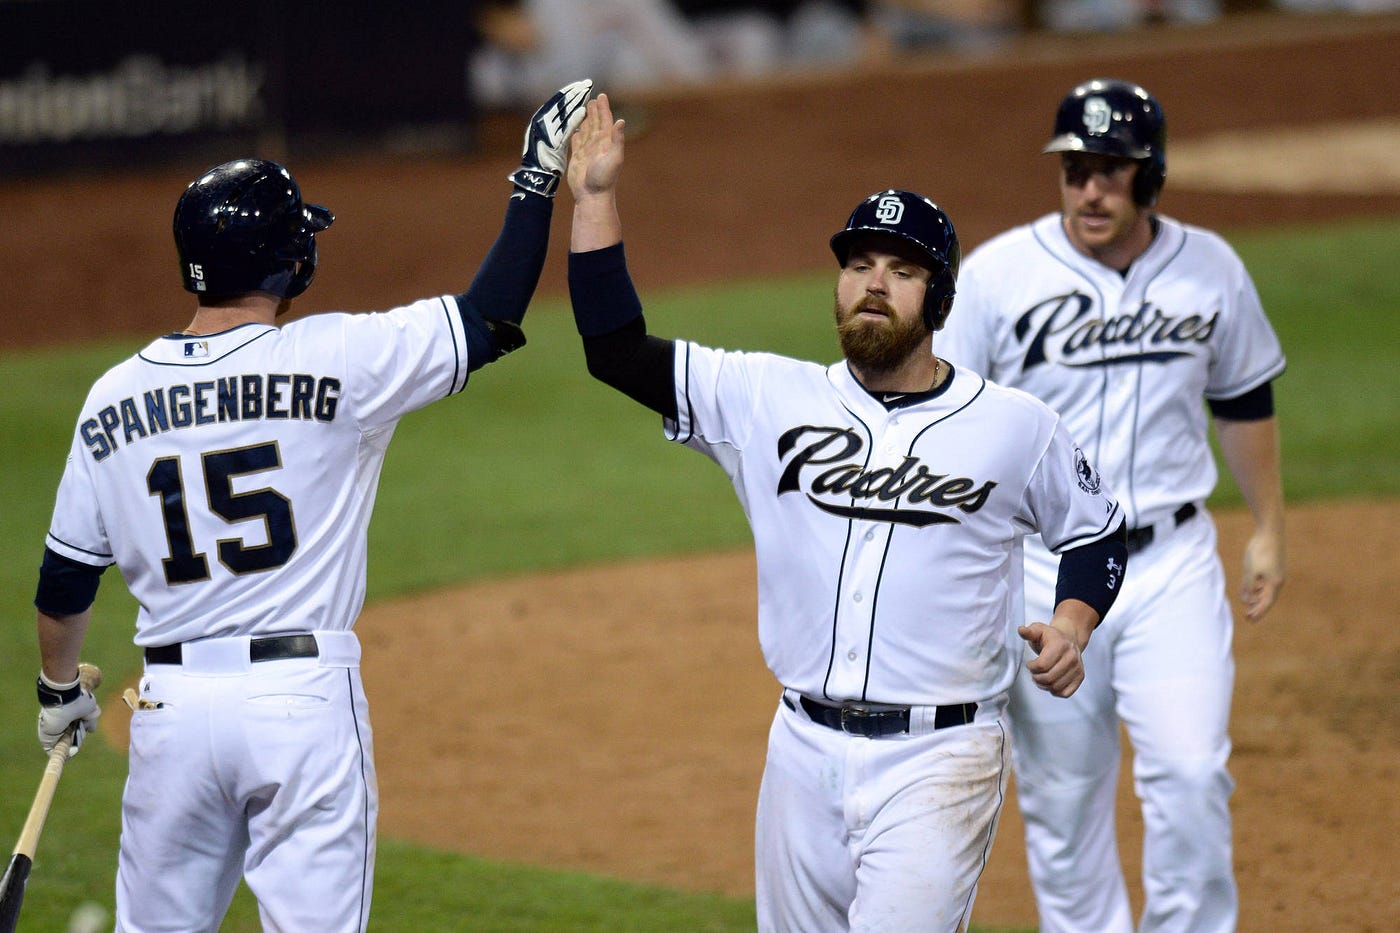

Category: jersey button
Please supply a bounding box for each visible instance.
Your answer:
[852,592,863,602]
[847,650,858,661]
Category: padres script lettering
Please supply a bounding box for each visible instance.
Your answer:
[82,374,341,461]
[1014,291,1218,371]
[777,426,996,527]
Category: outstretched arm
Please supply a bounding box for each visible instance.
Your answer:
[565,93,677,417]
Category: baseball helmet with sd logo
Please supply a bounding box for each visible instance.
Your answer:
[830,189,961,332]
[173,159,335,299]
[1043,78,1167,208]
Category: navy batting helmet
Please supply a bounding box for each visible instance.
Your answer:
[1043,79,1167,208]
[830,189,961,332]
[173,159,334,299]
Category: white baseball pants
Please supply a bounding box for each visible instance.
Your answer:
[1011,511,1237,933]
[115,632,376,933]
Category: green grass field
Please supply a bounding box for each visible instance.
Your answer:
[2,217,1396,930]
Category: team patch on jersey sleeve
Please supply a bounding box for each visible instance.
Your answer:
[1074,447,1102,494]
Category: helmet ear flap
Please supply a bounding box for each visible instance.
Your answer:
[275,214,326,299]
[282,240,319,299]
[923,277,956,333]
[1132,156,1166,208]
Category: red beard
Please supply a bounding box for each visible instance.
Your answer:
[834,295,928,372]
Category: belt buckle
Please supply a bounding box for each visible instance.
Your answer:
[838,704,867,733]
[839,703,905,736]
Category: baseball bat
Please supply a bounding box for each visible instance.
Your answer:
[0,662,102,933]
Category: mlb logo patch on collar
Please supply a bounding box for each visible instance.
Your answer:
[183,340,210,358]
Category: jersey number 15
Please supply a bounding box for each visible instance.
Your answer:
[147,441,297,585]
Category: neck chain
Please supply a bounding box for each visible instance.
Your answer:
[929,357,947,391]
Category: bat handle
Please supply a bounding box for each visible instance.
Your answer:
[44,736,75,773]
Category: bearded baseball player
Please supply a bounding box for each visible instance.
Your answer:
[565,94,1128,931]
[30,79,592,931]
[936,78,1287,932]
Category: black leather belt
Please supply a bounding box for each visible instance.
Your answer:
[1124,502,1198,556]
[144,634,319,665]
[794,695,977,738]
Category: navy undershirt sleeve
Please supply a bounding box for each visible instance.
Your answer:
[34,547,106,616]
[1208,381,1273,421]
[581,320,677,418]
[1054,521,1128,624]
[456,302,522,374]
[568,243,644,336]
[570,244,677,418]
[452,192,552,368]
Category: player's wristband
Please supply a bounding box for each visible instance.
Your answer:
[37,672,83,707]
[507,166,561,198]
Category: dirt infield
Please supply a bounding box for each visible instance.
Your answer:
[21,10,1400,931]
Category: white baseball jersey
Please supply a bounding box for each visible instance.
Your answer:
[44,297,470,647]
[667,342,1122,707]
[937,212,1285,528]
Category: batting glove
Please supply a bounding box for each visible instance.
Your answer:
[36,671,100,758]
[507,78,593,198]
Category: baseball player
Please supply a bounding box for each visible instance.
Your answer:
[30,79,593,931]
[936,78,1287,932]
[564,94,1128,931]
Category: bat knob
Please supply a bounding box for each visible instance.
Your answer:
[76,663,102,692]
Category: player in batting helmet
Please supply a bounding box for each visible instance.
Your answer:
[1042,78,1166,208]
[173,158,335,300]
[829,189,961,332]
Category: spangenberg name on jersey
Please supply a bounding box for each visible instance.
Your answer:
[1015,291,1218,369]
[82,373,341,461]
[777,426,997,528]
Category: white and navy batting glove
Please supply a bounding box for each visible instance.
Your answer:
[507,78,593,198]
[37,671,100,758]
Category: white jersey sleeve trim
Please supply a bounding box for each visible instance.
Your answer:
[436,295,470,398]
[665,340,695,444]
[43,532,115,566]
[1047,500,1124,553]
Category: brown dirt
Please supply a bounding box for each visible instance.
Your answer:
[32,10,1400,931]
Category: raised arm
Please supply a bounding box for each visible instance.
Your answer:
[565,93,677,417]
[457,78,593,370]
